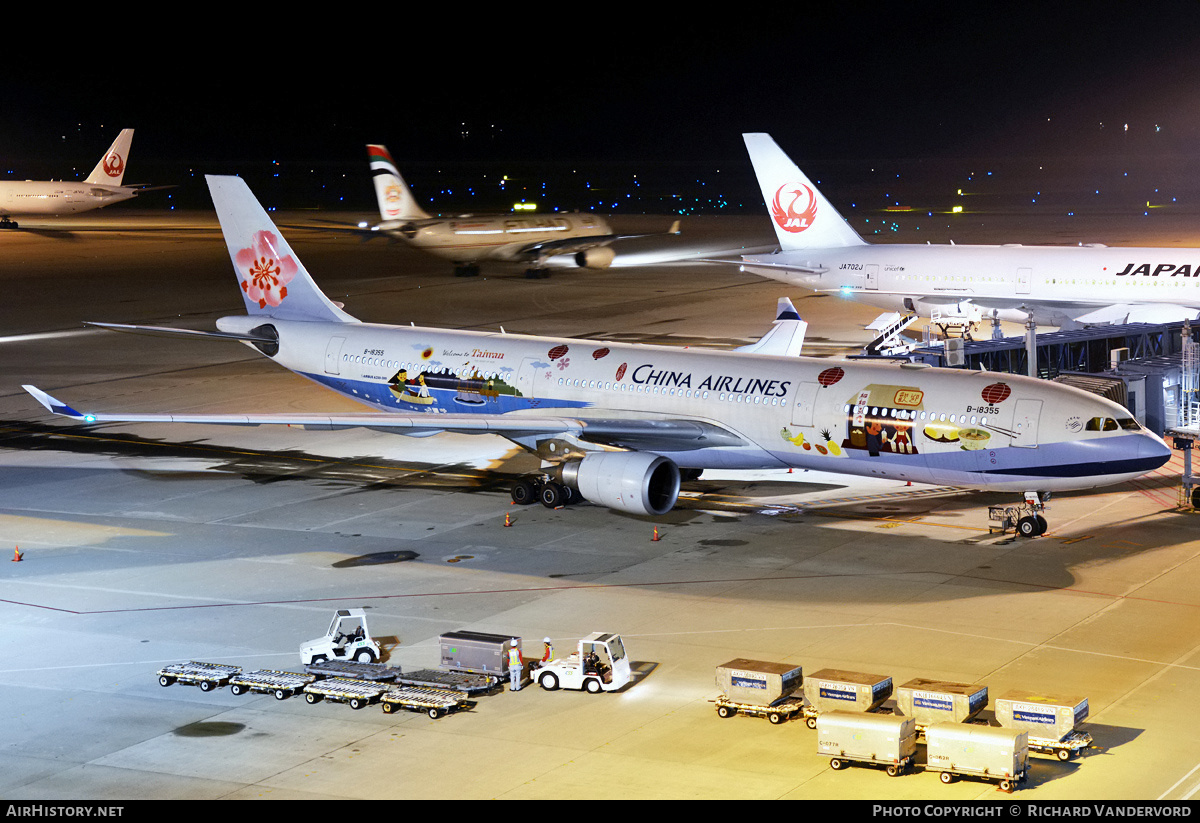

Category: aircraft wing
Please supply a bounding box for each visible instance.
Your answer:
[23,385,745,453]
[738,256,827,276]
[504,221,682,263]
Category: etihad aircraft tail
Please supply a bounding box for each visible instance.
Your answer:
[367,144,430,222]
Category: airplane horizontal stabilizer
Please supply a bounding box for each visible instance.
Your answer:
[84,321,278,344]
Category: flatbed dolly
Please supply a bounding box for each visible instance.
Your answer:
[229,669,316,700]
[713,695,805,725]
[381,685,477,718]
[394,668,500,696]
[157,661,241,692]
[303,677,388,710]
[305,660,401,682]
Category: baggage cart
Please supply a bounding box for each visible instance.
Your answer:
[896,677,988,728]
[712,658,804,724]
[801,668,893,728]
[228,669,315,700]
[302,677,388,710]
[994,690,1092,761]
[380,685,477,719]
[816,711,917,776]
[925,723,1029,792]
[156,661,241,692]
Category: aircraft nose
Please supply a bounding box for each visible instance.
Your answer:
[1140,431,1173,471]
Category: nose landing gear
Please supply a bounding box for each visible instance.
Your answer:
[989,491,1050,538]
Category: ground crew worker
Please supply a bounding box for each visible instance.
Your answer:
[541,637,554,663]
[508,639,523,691]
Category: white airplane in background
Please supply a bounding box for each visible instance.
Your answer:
[366,144,678,277]
[0,130,154,229]
[739,132,1200,329]
[24,175,1171,535]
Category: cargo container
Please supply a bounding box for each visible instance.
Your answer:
[712,659,804,724]
[802,668,893,728]
[440,631,518,680]
[925,723,1028,792]
[896,677,988,727]
[816,711,917,776]
[994,690,1092,761]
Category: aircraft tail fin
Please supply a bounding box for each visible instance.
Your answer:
[735,297,807,357]
[742,133,866,251]
[205,175,358,323]
[367,144,430,221]
[84,129,134,186]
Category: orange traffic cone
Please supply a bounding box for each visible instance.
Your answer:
[12,546,22,562]
[504,512,512,527]
[651,526,661,542]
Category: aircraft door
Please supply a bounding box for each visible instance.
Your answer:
[866,264,879,290]
[1017,267,1032,295]
[1011,398,1042,447]
[790,382,821,427]
[325,336,346,375]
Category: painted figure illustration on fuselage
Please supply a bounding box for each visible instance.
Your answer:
[845,384,923,458]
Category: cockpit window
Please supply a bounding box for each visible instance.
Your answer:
[1117,418,1141,431]
[1085,417,1120,432]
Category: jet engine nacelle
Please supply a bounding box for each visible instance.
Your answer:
[560,451,681,516]
[574,246,615,269]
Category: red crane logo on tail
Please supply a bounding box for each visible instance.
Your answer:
[771,182,817,233]
[103,151,124,178]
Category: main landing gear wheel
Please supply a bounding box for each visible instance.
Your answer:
[510,476,577,508]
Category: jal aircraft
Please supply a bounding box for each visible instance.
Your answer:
[0,129,151,228]
[366,144,678,277]
[24,176,1171,533]
[739,132,1200,328]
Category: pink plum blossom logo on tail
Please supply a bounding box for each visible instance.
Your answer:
[771,182,817,233]
[235,230,297,309]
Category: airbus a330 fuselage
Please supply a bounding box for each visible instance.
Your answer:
[740,133,1200,327]
[24,176,1171,521]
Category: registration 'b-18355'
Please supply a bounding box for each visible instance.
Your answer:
[24,176,1171,533]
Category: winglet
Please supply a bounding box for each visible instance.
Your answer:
[23,385,90,420]
[734,297,807,357]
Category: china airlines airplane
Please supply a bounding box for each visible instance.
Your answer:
[23,176,1171,534]
[0,130,153,228]
[366,144,678,277]
[739,133,1200,328]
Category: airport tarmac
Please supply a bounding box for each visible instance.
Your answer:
[1,210,1199,801]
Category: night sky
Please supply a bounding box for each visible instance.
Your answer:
[4,6,1200,213]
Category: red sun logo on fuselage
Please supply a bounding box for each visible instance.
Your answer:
[771,182,817,233]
